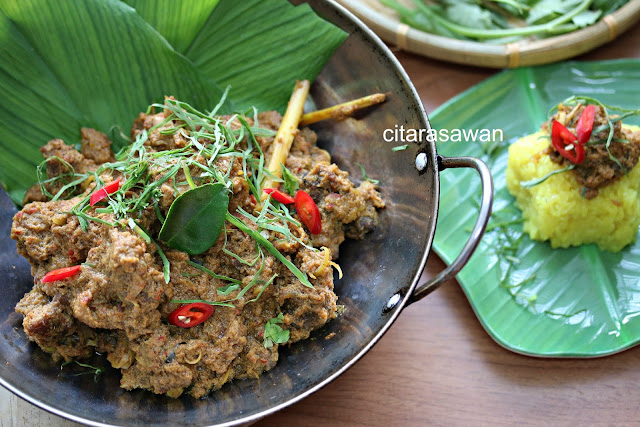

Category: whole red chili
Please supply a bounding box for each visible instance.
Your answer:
[295,190,322,234]
[90,179,121,206]
[263,188,295,204]
[551,120,584,165]
[41,265,82,283]
[576,104,597,145]
[168,303,214,328]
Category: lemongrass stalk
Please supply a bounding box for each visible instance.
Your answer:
[299,93,386,126]
[261,80,310,194]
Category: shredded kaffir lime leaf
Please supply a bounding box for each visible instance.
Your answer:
[40,96,315,295]
[355,162,379,185]
[61,360,104,382]
[520,165,575,188]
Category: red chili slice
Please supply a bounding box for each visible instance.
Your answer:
[41,265,82,283]
[551,120,585,165]
[576,104,596,145]
[168,303,214,328]
[90,179,121,206]
[295,190,322,234]
[263,188,295,204]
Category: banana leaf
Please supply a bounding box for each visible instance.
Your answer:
[431,59,640,357]
[0,0,346,204]
[120,0,221,53]
[125,0,347,112]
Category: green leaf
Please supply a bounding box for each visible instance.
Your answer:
[281,164,299,196]
[0,0,226,203]
[184,0,347,112]
[120,0,220,52]
[431,59,640,357]
[571,9,602,27]
[122,0,346,112]
[159,183,229,255]
[263,313,289,348]
[592,0,629,14]
[445,3,499,30]
[392,144,409,151]
[379,0,458,38]
[487,0,531,16]
[526,0,582,24]
[217,283,241,296]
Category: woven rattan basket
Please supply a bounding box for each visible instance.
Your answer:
[336,0,640,68]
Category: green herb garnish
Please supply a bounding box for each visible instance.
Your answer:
[128,218,151,244]
[217,283,241,296]
[281,163,299,196]
[61,360,104,382]
[151,235,171,285]
[355,162,379,185]
[171,299,236,308]
[226,212,313,288]
[520,165,575,188]
[482,202,588,318]
[554,95,640,169]
[185,260,241,284]
[263,313,290,348]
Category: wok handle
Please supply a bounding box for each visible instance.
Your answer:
[409,155,493,303]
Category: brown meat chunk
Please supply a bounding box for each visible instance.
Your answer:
[12,198,99,269]
[23,131,115,204]
[23,139,98,203]
[16,290,95,361]
[299,162,385,257]
[81,127,115,164]
[40,138,98,173]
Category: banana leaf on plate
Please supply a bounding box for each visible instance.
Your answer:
[432,59,640,357]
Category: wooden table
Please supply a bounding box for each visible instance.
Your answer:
[3,23,640,427]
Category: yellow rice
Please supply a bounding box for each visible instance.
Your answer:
[506,125,640,252]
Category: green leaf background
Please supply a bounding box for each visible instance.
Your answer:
[0,0,346,203]
[121,0,221,52]
[431,59,640,357]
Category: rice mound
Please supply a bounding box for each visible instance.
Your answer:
[506,126,640,252]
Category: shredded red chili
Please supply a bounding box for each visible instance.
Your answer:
[576,104,596,146]
[263,188,295,204]
[551,120,584,165]
[90,179,121,206]
[295,190,322,234]
[41,265,82,283]
[168,303,214,328]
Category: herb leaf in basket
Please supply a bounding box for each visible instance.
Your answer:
[381,0,630,41]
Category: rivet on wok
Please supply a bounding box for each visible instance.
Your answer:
[415,153,428,171]
[385,293,401,312]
